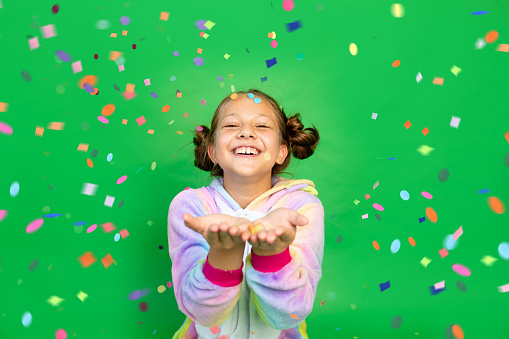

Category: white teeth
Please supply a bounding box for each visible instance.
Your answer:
[234,147,259,155]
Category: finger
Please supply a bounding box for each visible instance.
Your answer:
[206,223,221,246]
[218,222,235,247]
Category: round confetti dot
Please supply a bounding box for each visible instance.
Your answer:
[408,237,416,246]
[271,40,278,48]
[438,168,449,182]
[296,52,304,60]
[336,235,343,243]
[488,196,505,214]
[107,153,113,162]
[390,239,401,253]
[114,233,120,242]
[113,84,120,91]
[425,207,438,223]
[392,60,401,67]
[167,281,173,288]
[132,44,136,49]
[456,281,467,292]
[196,126,203,131]
[162,105,170,112]
[349,43,358,56]
[200,99,206,105]
[372,203,384,211]
[22,311,32,327]
[91,149,98,157]
[115,56,125,65]
[21,70,31,82]
[498,242,509,260]
[157,285,166,293]
[120,16,130,25]
[282,0,294,11]
[452,263,471,277]
[101,104,115,116]
[30,22,39,30]
[95,20,111,30]
[391,315,402,329]
[116,175,127,184]
[254,98,261,104]
[400,190,410,200]
[375,213,381,221]
[28,259,39,271]
[444,234,459,250]
[421,191,433,199]
[151,92,158,98]
[173,51,179,57]
[217,76,223,82]
[159,245,164,250]
[248,93,254,99]
[390,3,405,18]
[56,50,71,62]
[26,218,44,233]
[373,241,380,250]
[51,4,59,14]
[452,324,464,339]
[193,56,204,66]
[94,54,98,59]
[10,181,20,196]
[170,76,176,81]
[56,85,65,94]
[139,302,148,311]
[87,224,97,233]
[55,329,67,339]
[484,30,499,44]
[230,93,238,99]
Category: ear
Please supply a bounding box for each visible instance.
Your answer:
[208,143,215,163]
[277,144,288,164]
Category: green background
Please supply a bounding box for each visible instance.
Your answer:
[1,0,508,338]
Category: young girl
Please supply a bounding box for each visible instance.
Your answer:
[168,89,324,338]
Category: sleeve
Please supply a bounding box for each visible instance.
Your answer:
[244,192,325,330]
[167,189,244,328]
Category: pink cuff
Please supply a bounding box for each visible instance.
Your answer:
[203,254,244,287]
[251,247,292,273]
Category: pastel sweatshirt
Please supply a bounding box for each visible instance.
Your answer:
[167,175,324,339]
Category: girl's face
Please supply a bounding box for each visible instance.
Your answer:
[208,95,288,179]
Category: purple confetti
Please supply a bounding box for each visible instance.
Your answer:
[151,92,158,98]
[193,57,204,66]
[83,83,94,93]
[120,16,130,25]
[173,51,179,57]
[55,50,71,62]
[194,20,207,30]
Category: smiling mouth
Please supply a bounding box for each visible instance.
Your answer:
[231,150,261,157]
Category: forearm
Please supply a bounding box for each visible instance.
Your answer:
[207,243,246,270]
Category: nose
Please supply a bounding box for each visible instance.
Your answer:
[238,126,255,139]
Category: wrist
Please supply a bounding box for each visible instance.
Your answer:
[251,246,287,256]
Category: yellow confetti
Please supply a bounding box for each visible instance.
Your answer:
[420,257,432,267]
[77,291,88,302]
[47,295,65,307]
[450,65,462,76]
[480,255,498,266]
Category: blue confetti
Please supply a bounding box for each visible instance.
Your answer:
[380,280,391,292]
[248,93,254,99]
[254,98,261,104]
[73,221,87,226]
[43,213,63,218]
[261,76,267,83]
[478,188,491,194]
[419,216,426,223]
[470,11,490,15]
[286,20,302,32]
[265,57,277,68]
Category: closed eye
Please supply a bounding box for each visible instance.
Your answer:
[225,125,268,128]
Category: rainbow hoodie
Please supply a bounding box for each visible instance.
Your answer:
[167,175,324,338]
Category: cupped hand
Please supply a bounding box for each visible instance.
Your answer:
[248,208,309,255]
[183,213,253,250]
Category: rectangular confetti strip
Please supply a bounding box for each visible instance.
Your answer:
[104,195,115,207]
[144,78,150,86]
[118,64,125,72]
[109,51,122,60]
[28,36,39,50]
[81,183,98,196]
[136,115,146,126]
[496,44,509,52]
[432,77,444,85]
[35,126,44,136]
[122,30,128,36]
[77,143,89,151]
[453,225,463,241]
[450,116,461,128]
[101,254,114,269]
[110,32,117,38]
[48,122,64,130]
[126,83,135,92]
[41,24,57,39]
[72,60,82,74]
[499,283,509,293]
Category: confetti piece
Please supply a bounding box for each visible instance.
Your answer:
[0,121,11,135]
[282,0,294,11]
[498,283,509,293]
[452,324,464,339]
[48,122,64,130]
[379,280,390,292]
[450,116,461,128]
[78,251,97,268]
[119,229,130,239]
[452,263,471,277]
[0,210,7,222]
[101,222,117,233]
[101,104,115,116]
[120,16,130,25]
[26,218,44,233]
[55,328,67,339]
[118,64,125,72]
[97,116,109,124]
[0,101,8,112]
[425,207,438,222]
[71,60,82,74]
[162,105,170,112]
[421,191,433,199]
[416,72,423,83]
[266,57,277,68]
[484,30,498,44]
[22,311,32,327]
[349,43,358,56]
[400,190,410,200]
[51,4,59,14]
[21,70,31,82]
[28,36,39,50]
[373,240,380,250]
[41,24,57,39]
[408,237,416,246]
[496,44,509,52]
[139,301,148,311]
[144,78,151,86]
[86,224,97,233]
[439,248,449,258]
[81,183,98,195]
[432,77,444,85]
[289,313,299,319]
[116,175,127,184]
[78,75,97,89]
[421,257,431,267]
[122,30,128,36]
[194,57,204,66]
[47,295,65,307]
[488,196,505,214]
[392,60,400,67]
[450,65,462,76]
[77,291,88,302]
[391,315,402,329]
[204,20,216,30]
[390,239,401,253]
[136,115,146,126]
[390,3,404,17]
[453,226,463,241]
[480,255,497,266]
[160,11,170,20]
[499,242,509,259]
[210,326,220,335]
[285,20,302,32]
[104,195,115,207]
[101,254,114,269]
[470,11,490,15]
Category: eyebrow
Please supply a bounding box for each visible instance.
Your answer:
[223,113,271,119]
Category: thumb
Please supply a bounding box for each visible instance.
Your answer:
[291,212,308,226]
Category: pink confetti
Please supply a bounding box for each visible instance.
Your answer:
[116,175,127,184]
[41,24,57,39]
[421,191,433,199]
[26,218,44,233]
[438,248,449,258]
[87,224,97,233]
[29,36,39,50]
[453,225,463,241]
[97,116,109,124]
[55,329,67,339]
[0,210,8,222]
[72,60,82,74]
[136,115,146,126]
[452,263,471,277]
[0,121,13,135]
[498,283,509,293]
[372,203,384,211]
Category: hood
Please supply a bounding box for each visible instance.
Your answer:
[209,175,318,214]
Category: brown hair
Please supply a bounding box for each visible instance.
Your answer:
[189,89,320,179]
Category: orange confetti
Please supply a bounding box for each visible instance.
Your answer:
[90,87,99,95]
[484,30,499,44]
[373,241,380,250]
[422,127,429,136]
[101,254,114,269]
[78,251,97,268]
[162,105,170,112]
[230,93,238,100]
[408,237,416,246]
[426,207,438,223]
[404,120,411,129]
[87,158,94,168]
[392,60,401,67]
[452,324,464,339]
[488,196,506,214]
[48,122,64,130]
[101,104,115,116]
[78,75,98,89]
[289,314,299,320]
